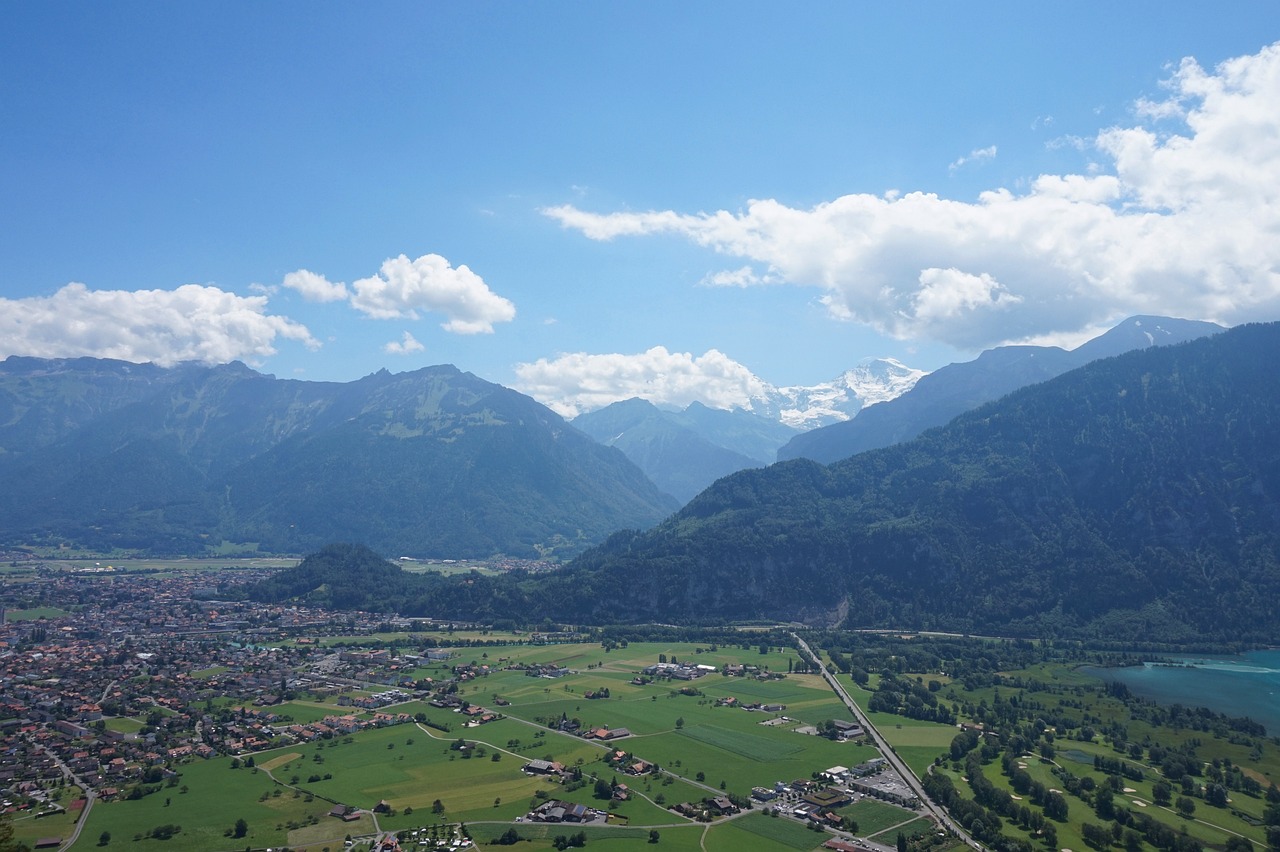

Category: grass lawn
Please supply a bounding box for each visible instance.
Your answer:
[270,699,361,724]
[677,724,805,762]
[3,606,70,621]
[838,798,921,836]
[103,716,146,734]
[703,812,827,852]
[81,755,329,851]
[868,816,935,843]
[8,799,86,850]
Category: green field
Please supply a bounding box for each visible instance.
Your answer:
[839,798,921,836]
[869,816,935,843]
[73,638,901,850]
[704,811,827,851]
[3,605,71,621]
[677,724,804,762]
[82,754,338,852]
[103,716,146,734]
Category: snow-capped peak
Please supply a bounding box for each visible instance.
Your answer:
[747,358,927,430]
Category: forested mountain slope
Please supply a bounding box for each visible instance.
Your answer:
[557,322,1280,642]
[0,358,677,557]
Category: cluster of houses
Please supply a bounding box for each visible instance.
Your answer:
[640,661,716,680]
[0,569,453,809]
[522,662,572,678]
[713,695,788,713]
[671,795,740,818]
[527,798,606,823]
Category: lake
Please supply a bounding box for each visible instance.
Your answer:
[1081,648,1280,735]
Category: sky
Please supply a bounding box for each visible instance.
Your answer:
[2,3,1279,417]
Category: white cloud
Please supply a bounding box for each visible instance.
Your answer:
[282,269,349,302]
[948,145,998,172]
[0,283,317,366]
[514,346,770,418]
[383,331,425,355]
[545,41,1280,351]
[909,268,1021,345]
[699,266,777,288]
[349,253,516,334]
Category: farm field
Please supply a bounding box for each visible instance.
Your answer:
[702,811,828,851]
[70,636,921,851]
[81,753,340,852]
[451,642,877,796]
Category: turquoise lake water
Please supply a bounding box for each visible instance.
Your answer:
[1081,649,1280,735]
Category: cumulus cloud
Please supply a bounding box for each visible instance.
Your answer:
[349,253,516,333]
[384,331,425,355]
[948,145,998,172]
[544,41,1280,351]
[513,346,770,418]
[282,269,349,302]
[0,283,317,366]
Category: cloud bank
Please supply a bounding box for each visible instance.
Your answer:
[0,283,318,366]
[545,42,1280,351]
[514,346,770,418]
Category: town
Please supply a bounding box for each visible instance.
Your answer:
[0,562,932,852]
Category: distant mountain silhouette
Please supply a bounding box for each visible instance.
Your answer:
[572,398,795,502]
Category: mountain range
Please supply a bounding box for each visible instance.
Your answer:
[778,315,1225,464]
[559,322,1280,642]
[574,317,1223,502]
[246,322,1280,644]
[0,358,676,558]
[571,399,797,503]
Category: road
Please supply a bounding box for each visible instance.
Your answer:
[791,632,983,850]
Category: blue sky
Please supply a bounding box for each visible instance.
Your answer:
[3,3,1278,415]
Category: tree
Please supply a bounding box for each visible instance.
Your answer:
[649,829,660,843]
[1095,785,1115,820]
[98,831,112,846]
[233,818,248,839]
[1206,783,1230,808]
[896,832,908,852]
[432,799,445,814]
[1043,791,1069,822]
[1176,796,1197,818]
